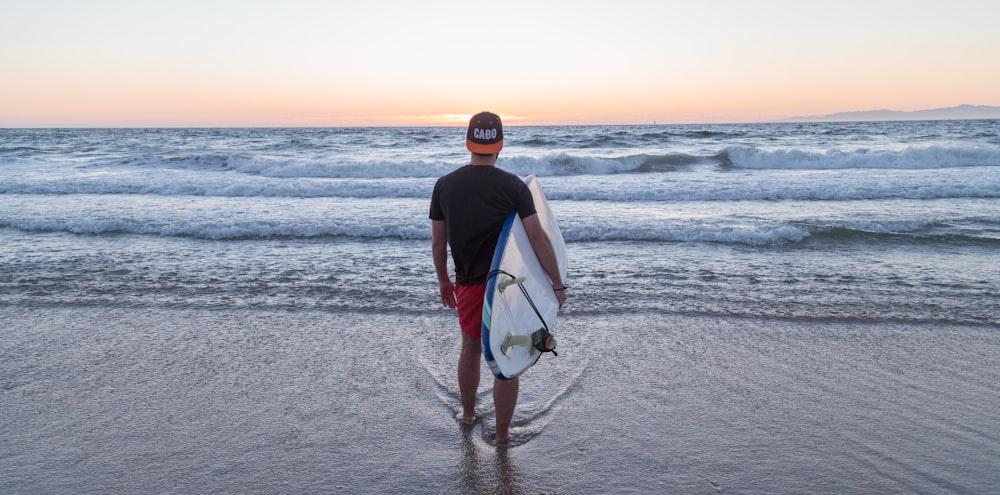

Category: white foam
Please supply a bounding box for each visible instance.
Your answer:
[4,157,997,202]
[725,145,1000,170]
[561,223,812,246]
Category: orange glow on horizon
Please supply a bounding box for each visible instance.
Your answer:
[3,78,998,127]
[2,2,998,127]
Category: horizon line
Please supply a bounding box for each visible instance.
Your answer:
[4,104,999,129]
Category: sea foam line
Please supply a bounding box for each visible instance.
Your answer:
[2,165,998,201]
[724,145,1000,170]
[3,215,994,246]
[4,143,998,181]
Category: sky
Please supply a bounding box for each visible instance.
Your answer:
[2,0,999,127]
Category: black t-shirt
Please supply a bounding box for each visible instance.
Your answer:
[429,165,536,285]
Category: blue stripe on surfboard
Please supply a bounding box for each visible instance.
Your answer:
[482,211,517,378]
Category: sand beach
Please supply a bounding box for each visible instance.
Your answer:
[3,307,998,494]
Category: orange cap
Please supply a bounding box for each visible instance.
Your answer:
[466,112,503,154]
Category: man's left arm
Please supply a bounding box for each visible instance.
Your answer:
[522,214,567,307]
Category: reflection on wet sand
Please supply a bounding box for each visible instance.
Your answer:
[456,424,522,494]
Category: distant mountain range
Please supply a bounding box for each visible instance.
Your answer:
[777,104,1000,122]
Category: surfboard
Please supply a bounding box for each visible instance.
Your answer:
[482,174,568,380]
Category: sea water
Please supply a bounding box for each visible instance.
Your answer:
[2,122,998,324]
[2,121,999,493]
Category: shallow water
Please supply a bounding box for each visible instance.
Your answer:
[3,229,997,326]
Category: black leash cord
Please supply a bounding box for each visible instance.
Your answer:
[487,269,550,334]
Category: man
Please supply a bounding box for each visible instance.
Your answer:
[430,111,567,443]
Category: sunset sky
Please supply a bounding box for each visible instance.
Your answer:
[2,0,999,127]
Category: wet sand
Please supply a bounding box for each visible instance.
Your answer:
[3,307,998,494]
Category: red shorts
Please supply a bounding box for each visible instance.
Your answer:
[456,283,486,339]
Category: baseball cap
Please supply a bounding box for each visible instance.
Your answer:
[466,112,504,154]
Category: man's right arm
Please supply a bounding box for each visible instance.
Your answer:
[431,220,457,309]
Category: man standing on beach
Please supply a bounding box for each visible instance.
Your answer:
[430,112,567,443]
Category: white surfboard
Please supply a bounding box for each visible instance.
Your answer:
[482,174,568,380]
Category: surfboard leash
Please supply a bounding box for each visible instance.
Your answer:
[487,269,559,356]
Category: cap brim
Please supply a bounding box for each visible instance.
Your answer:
[467,139,503,154]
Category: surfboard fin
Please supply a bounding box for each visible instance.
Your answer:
[498,275,526,293]
[500,328,558,358]
[500,332,532,357]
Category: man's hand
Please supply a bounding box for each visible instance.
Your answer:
[431,220,456,309]
[439,280,457,309]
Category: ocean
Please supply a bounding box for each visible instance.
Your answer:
[2,121,999,494]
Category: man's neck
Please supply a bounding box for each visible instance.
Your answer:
[469,153,498,166]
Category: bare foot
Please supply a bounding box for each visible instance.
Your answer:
[495,423,510,444]
[462,415,477,426]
